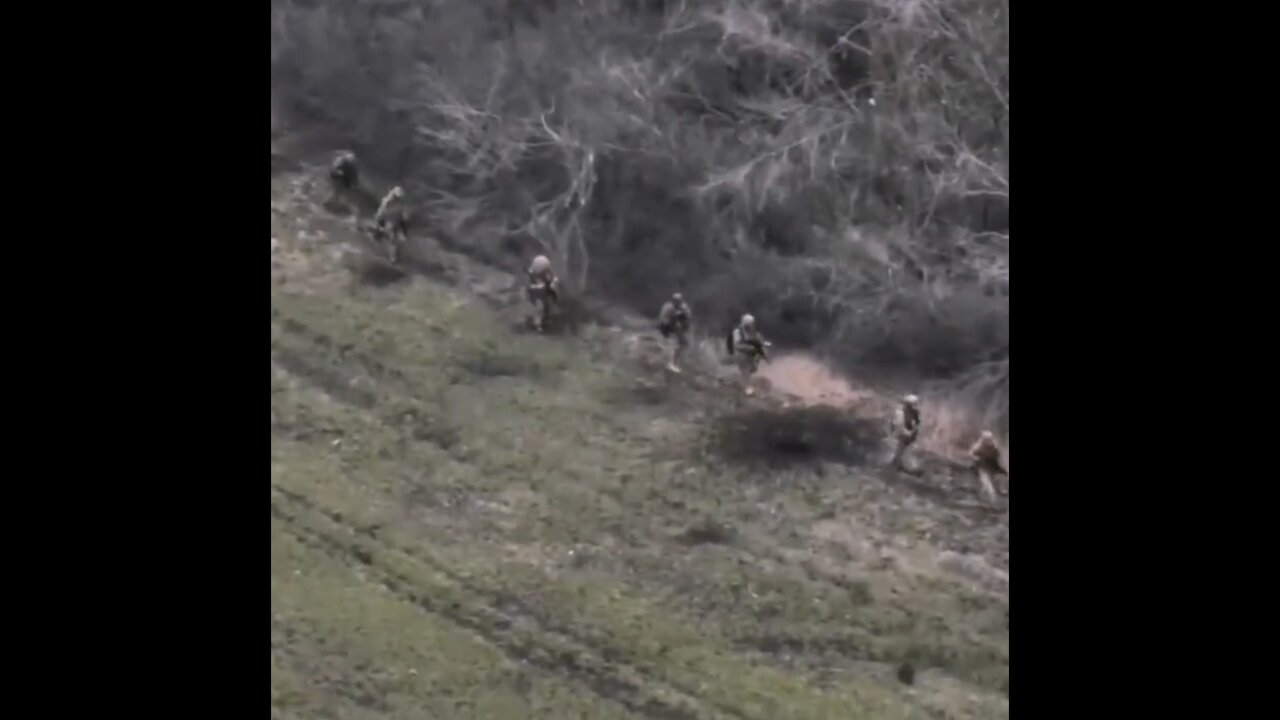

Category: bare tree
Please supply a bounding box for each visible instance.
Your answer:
[272,0,1009,426]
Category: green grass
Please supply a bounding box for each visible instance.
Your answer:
[272,517,643,720]
[271,211,1008,719]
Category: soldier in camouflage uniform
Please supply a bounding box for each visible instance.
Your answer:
[330,151,358,190]
[372,186,408,262]
[726,314,770,396]
[525,255,560,332]
[374,186,406,235]
[327,150,359,208]
[657,292,693,373]
[888,394,922,470]
[969,430,1007,505]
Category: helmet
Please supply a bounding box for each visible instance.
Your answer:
[673,292,683,302]
[903,394,919,406]
[389,186,404,199]
[741,314,755,327]
[981,430,995,441]
[530,255,551,273]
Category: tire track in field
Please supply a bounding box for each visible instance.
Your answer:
[272,309,872,638]
[272,485,750,720]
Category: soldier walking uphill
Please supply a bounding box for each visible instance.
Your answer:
[657,292,693,373]
[327,150,359,207]
[969,431,1008,505]
[372,186,409,263]
[889,394,922,470]
[525,255,561,332]
[726,314,770,396]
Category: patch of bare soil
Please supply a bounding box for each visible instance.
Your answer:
[758,352,1007,469]
[757,353,877,410]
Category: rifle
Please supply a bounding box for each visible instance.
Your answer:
[743,338,771,363]
[526,273,560,304]
[658,312,690,337]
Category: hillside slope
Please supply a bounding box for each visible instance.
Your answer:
[270,0,1010,426]
[270,160,1008,720]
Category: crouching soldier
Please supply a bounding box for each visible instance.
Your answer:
[889,394,921,470]
[969,431,1008,505]
[726,314,770,396]
[525,255,560,332]
[657,292,693,373]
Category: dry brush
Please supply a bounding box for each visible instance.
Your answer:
[271,0,1009,434]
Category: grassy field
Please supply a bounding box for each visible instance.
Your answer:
[270,165,1008,720]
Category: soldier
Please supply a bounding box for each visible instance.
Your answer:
[889,394,921,470]
[657,292,693,373]
[372,186,408,262]
[525,255,560,332]
[329,150,359,192]
[726,314,770,396]
[968,430,1008,505]
[375,186,405,235]
[326,151,359,209]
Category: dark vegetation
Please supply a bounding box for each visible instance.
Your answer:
[270,0,1009,431]
[711,406,886,467]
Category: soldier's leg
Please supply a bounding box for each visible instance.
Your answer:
[669,331,686,370]
[540,296,553,330]
[739,355,757,395]
[893,436,915,469]
[889,439,905,468]
[525,288,542,329]
[326,181,343,208]
[374,224,397,262]
[396,221,410,261]
[976,467,998,505]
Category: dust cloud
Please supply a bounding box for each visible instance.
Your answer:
[758,353,878,410]
[757,352,1006,468]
